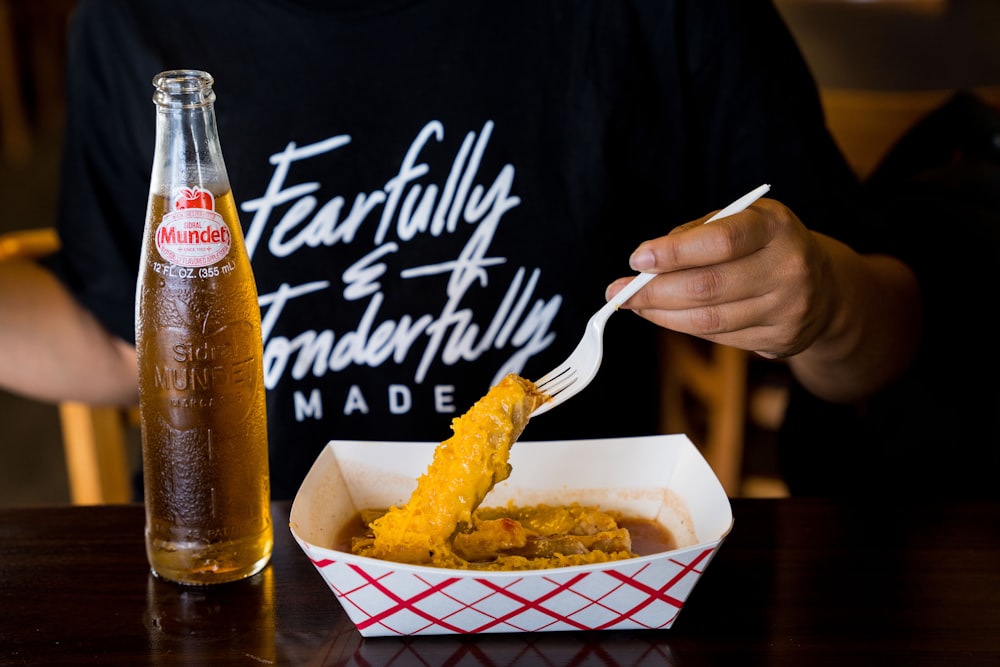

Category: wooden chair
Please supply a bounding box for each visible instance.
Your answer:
[0,227,135,504]
[659,331,749,497]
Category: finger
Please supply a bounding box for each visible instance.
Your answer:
[635,297,798,355]
[630,207,767,274]
[613,249,777,313]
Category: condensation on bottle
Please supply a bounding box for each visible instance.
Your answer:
[136,70,272,585]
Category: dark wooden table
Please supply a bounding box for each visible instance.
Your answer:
[2,498,998,666]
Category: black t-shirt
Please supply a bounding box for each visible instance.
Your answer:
[51,0,860,499]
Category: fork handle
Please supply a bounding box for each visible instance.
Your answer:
[607,271,657,310]
[608,183,771,310]
[704,183,771,224]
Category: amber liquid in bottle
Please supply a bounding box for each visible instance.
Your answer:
[136,71,272,585]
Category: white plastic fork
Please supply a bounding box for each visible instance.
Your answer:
[531,183,771,417]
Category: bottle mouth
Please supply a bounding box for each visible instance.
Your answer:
[152,69,216,108]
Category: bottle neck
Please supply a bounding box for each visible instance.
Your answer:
[150,70,229,197]
[153,69,216,110]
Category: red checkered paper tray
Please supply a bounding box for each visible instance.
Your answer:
[289,434,733,637]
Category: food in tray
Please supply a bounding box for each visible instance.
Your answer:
[352,502,647,571]
[352,373,544,566]
[349,373,674,570]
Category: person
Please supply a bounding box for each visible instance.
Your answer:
[0,0,921,499]
[777,91,1000,498]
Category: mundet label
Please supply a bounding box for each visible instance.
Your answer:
[155,187,232,267]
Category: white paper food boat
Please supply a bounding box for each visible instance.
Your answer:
[290,434,733,637]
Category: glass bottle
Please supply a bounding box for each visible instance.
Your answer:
[136,70,272,585]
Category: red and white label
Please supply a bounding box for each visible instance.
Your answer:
[155,187,232,267]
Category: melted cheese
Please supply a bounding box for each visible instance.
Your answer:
[358,374,547,566]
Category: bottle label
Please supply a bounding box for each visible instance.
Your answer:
[155,187,232,267]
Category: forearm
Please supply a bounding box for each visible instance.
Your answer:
[0,259,138,405]
[786,235,923,404]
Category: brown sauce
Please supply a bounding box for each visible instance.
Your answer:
[618,517,678,555]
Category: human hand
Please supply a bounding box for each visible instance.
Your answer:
[605,197,834,360]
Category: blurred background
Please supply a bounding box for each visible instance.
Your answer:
[1,0,74,504]
[1,0,998,506]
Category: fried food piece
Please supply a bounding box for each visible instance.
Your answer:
[357,374,547,566]
[451,517,528,561]
[474,503,622,536]
[452,504,633,563]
